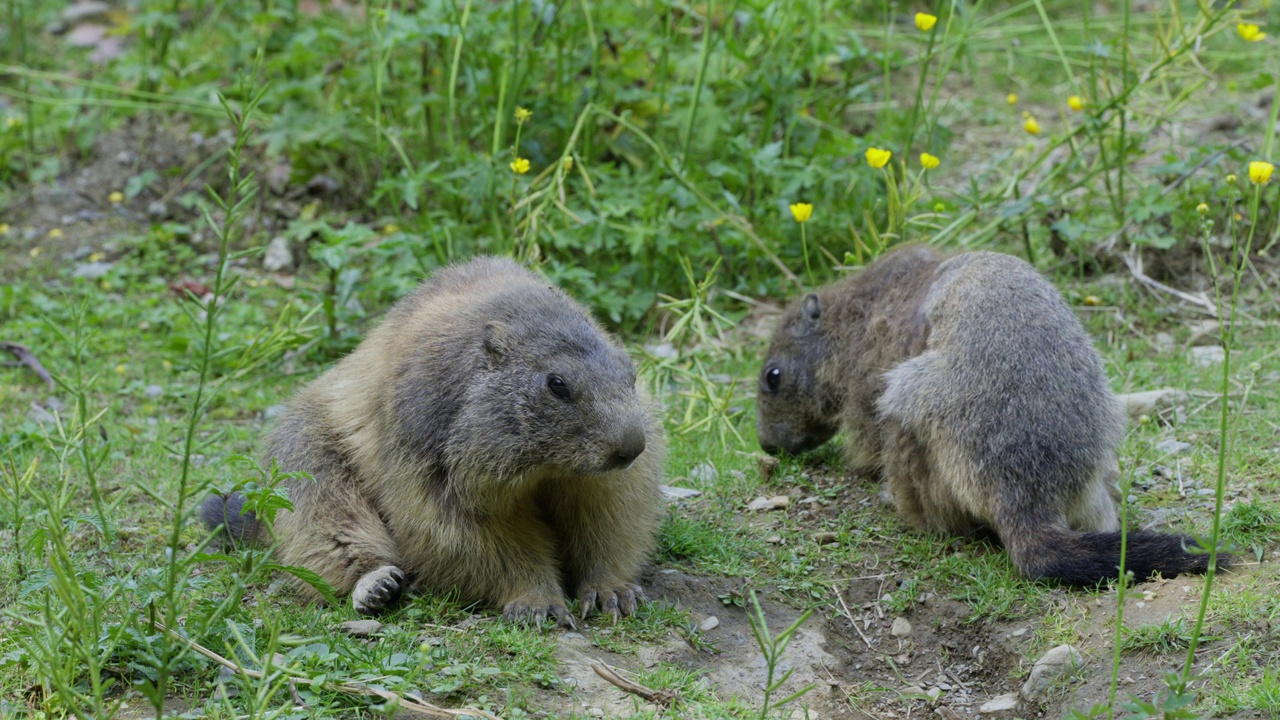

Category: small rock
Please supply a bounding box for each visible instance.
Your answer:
[765,535,783,544]
[814,531,838,546]
[699,616,720,632]
[660,484,702,500]
[1155,439,1192,455]
[757,455,779,482]
[117,150,137,166]
[890,617,913,637]
[747,495,789,512]
[768,495,790,509]
[147,201,170,220]
[587,708,604,718]
[61,1,111,24]
[1189,346,1225,367]
[901,685,926,697]
[1116,388,1187,419]
[274,274,296,290]
[1020,644,1082,702]
[979,693,1019,712]
[65,23,105,46]
[72,261,114,279]
[562,632,585,641]
[28,404,56,424]
[1152,332,1174,353]
[263,236,294,272]
[926,686,942,701]
[339,619,383,638]
[689,462,719,483]
[144,384,164,399]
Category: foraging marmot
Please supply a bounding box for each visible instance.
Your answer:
[756,245,1221,585]
[202,257,666,624]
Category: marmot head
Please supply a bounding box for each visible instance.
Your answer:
[446,288,650,480]
[756,293,839,456]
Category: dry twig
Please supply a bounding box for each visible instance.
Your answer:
[586,658,679,707]
[1,341,55,390]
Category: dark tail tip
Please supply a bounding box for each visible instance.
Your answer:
[1010,528,1227,587]
[199,492,260,544]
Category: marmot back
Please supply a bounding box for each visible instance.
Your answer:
[756,245,1222,585]
[202,256,666,624]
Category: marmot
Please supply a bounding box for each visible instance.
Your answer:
[202,256,666,624]
[756,245,1221,585]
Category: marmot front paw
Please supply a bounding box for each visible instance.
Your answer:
[502,592,576,629]
[352,565,405,614]
[579,581,648,621]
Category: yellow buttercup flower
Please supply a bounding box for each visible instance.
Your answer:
[1006,93,1018,105]
[789,203,813,223]
[515,106,532,123]
[1195,203,1209,214]
[865,147,892,169]
[563,156,574,173]
[48,228,64,239]
[1249,161,1274,185]
[88,252,106,262]
[1226,174,1237,184]
[1237,22,1266,42]
[510,157,531,174]
[108,191,124,203]
[1023,116,1041,135]
[1067,95,1084,112]
[920,152,940,170]
[382,223,400,235]
[115,364,126,375]
[915,13,937,31]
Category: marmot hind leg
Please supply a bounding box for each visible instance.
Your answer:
[272,480,404,614]
[881,419,984,537]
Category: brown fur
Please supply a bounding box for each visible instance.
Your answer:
[756,245,1222,585]
[203,257,666,623]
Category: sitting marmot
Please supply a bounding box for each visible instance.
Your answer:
[203,257,665,624]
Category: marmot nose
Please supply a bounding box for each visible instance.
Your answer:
[609,427,646,469]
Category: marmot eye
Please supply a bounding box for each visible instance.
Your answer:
[764,367,782,393]
[547,374,572,400]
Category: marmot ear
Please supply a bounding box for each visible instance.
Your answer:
[798,293,822,334]
[483,321,510,358]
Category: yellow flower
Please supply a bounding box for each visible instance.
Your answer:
[382,223,400,235]
[88,252,106,262]
[510,157,531,174]
[48,228,64,239]
[789,203,814,223]
[915,12,937,31]
[514,106,533,123]
[563,156,574,173]
[1083,295,1101,306]
[1237,22,1266,42]
[1195,203,1209,214]
[0,223,9,235]
[920,152,940,170]
[108,191,124,204]
[1226,174,1237,184]
[1006,93,1018,105]
[1067,95,1084,112]
[115,364,126,375]
[29,247,41,258]
[865,147,892,169]
[1023,116,1041,135]
[162,359,174,372]
[1248,161,1274,185]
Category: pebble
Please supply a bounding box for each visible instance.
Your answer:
[660,484,702,500]
[814,531,839,545]
[587,708,604,718]
[979,693,1019,712]
[147,200,170,220]
[748,495,789,511]
[1189,346,1225,367]
[144,384,164,399]
[263,236,294,272]
[688,462,719,483]
[699,616,720,632]
[72,261,114,279]
[890,617,913,637]
[339,619,383,638]
[1155,439,1192,455]
[1116,388,1186,419]
[60,1,111,24]
[1020,644,1082,701]
[757,455,779,482]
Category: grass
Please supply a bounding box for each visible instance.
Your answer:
[1,0,1279,718]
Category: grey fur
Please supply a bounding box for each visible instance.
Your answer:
[756,246,1220,585]
[201,257,666,622]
